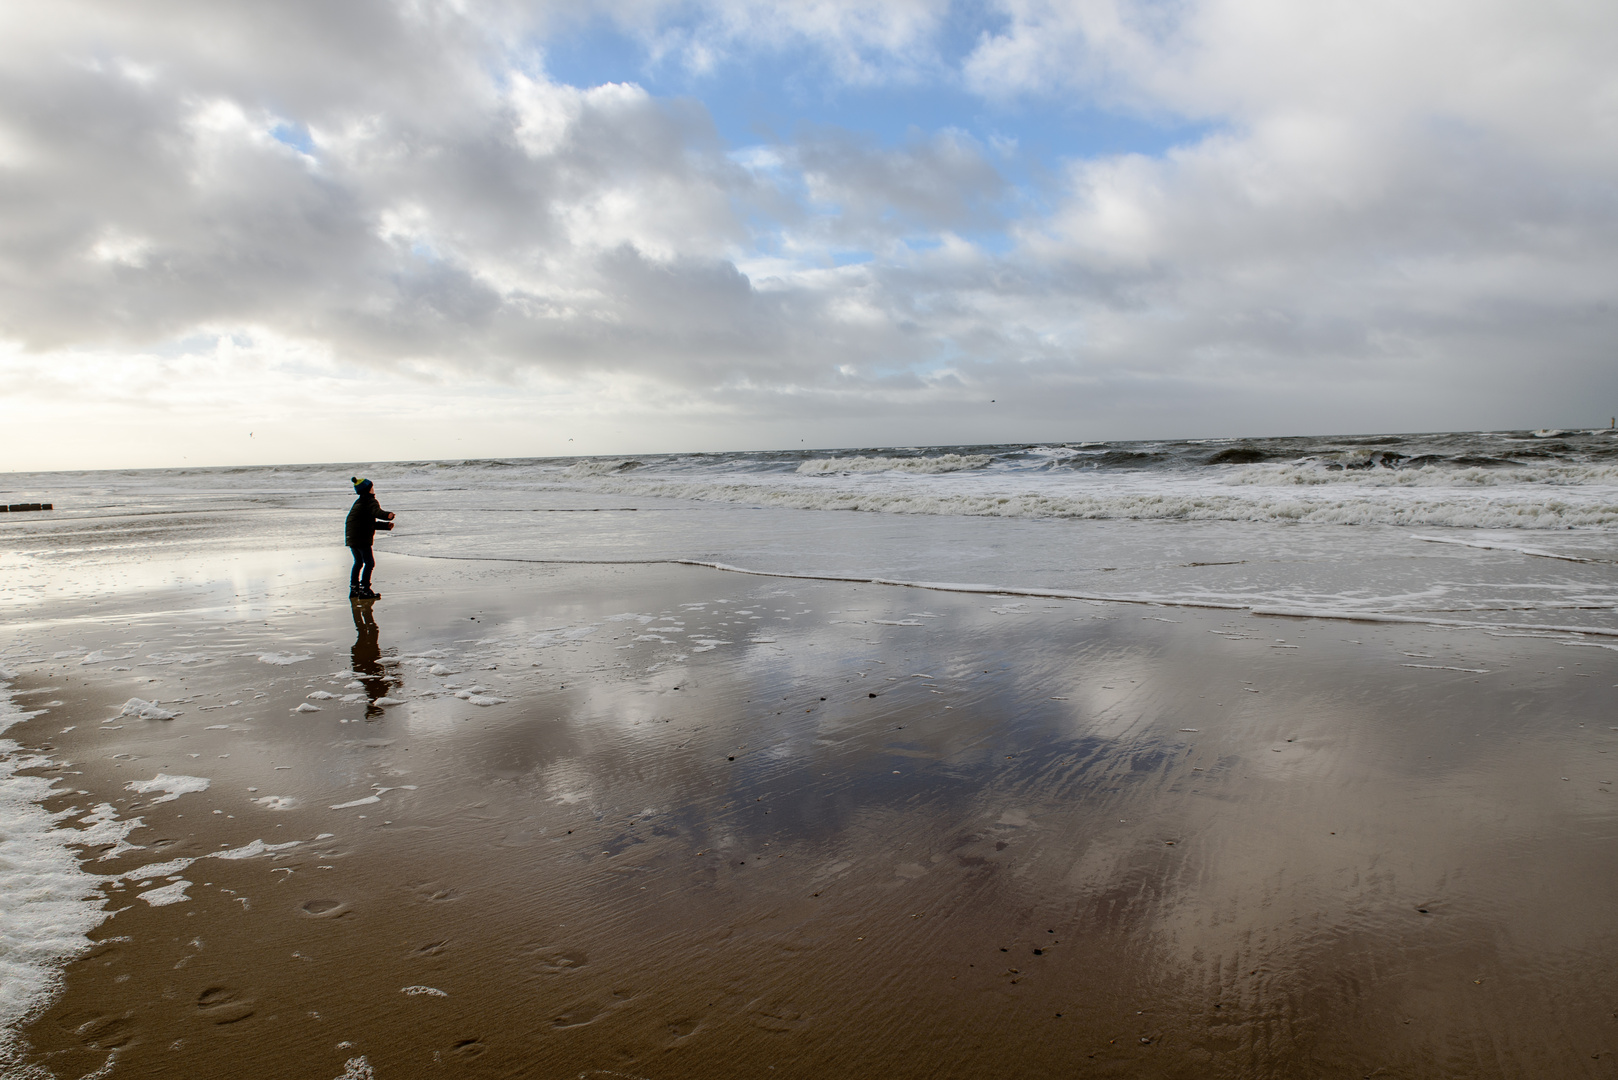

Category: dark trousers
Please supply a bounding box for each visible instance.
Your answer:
[349,544,375,590]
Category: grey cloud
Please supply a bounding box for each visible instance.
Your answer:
[792,127,1008,238]
[0,1,1002,394]
[4,0,1618,444]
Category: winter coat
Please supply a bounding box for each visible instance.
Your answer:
[345,492,393,547]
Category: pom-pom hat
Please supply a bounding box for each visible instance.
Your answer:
[352,477,373,494]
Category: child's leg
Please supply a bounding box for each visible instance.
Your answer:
[350,545,365,590]
[358,547,376,588]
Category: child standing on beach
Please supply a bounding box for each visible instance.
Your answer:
[346,477,395,599]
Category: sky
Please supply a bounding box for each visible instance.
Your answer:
[2,0,1617,470]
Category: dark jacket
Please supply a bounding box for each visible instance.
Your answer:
[345,492,393,547]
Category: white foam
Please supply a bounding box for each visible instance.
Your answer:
[78,650,134,666]
[293,703,321,713]
[565,458,642,477]
[113,698,175,721]
[334,1055,375,1080]
[252,796,297,811]
[120,839,299,883]
[306,691,338,700]
[124,774,210,804]
[73,804,145,861]
[249,652,313,665]
[0,685,113,1073]
[400,985,448,997]
[122,856,194,879]
[213,839,299,860]
[574,461,1618,531]
[137,880,192,907]
[331,785,413,810]
[795,454,992,475]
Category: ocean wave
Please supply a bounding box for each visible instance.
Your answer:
[1062,449,1170,469]
[795,454,992,475]
[1223,461,1618,489]
[565,459,643,477]
[1203,446,1277,465]
[572,475,1618,529]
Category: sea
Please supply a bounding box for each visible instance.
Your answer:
[5,427,1618,634]
[3,427,1618,1069]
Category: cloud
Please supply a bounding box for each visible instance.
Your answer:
[959,0,1618,404]
[2,0,1617,469]
[0,1,1012,395]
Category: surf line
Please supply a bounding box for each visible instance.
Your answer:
[398,552,1618,638]
[388,507,672,513]
[1412,534,1602,563]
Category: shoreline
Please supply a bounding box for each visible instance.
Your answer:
[407,549,1618,637]
[4,550,1618,1076]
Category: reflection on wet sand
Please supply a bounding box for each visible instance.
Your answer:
[12,560,1618,1079]
[349,599,392,716]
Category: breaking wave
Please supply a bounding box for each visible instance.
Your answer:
[795,454,993,475]
[574,474,1618,529]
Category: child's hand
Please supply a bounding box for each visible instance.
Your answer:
[386,512,396,520]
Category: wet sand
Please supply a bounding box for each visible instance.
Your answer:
[8,549,1618,1078]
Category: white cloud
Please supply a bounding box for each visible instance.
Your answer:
[2,0,1617,469]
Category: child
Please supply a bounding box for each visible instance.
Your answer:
[345,477,395,599]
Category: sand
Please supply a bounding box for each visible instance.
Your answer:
[6,548,1618,1078]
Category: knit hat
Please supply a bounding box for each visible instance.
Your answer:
[352,477,373,494]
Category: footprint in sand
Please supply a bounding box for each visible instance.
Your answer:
[550,991,630,1029]
[665,1017,701,1041]
[521,946,588,974]
[62,1011,136,1050]
[745,999,810,1033]
[196,986,255,1025]
[451,1038,486,1057]
[409,882,458,903]
[300,899,349,919]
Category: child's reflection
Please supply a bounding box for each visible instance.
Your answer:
[350,600,393,717]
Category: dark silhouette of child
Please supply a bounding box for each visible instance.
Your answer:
[345,477,395,599]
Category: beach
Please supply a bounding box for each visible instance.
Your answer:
[5,439,1618,1077]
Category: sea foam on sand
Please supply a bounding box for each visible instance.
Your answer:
[0,682,112,1074]
[124,774,210,804]
[0,657,299,1072]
